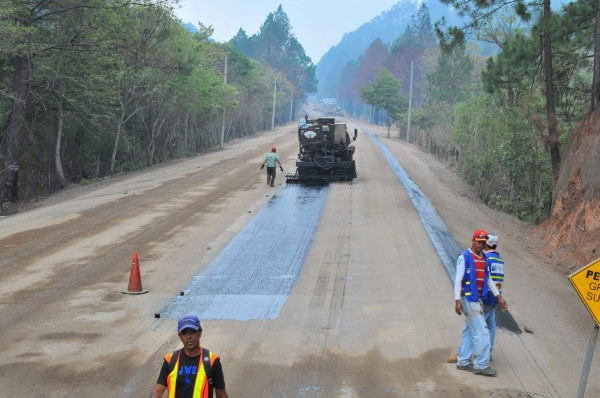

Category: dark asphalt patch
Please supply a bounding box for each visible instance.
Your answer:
[157,184,328,321]
[361,126,521,334]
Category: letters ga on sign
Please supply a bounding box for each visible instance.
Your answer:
[568,257,600,326]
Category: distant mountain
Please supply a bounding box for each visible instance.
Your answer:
[184,22,198,34]
[316,0,462,97]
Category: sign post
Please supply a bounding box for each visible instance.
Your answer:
[568,257,600,398]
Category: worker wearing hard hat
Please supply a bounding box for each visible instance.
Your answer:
[260,147,283,187]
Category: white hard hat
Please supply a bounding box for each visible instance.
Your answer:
[486,234,499,246]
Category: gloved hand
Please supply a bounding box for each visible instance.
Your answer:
[260,164,264,169]
[280,167,283,172]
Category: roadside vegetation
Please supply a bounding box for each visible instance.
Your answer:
[339,1,598,224]
[0,1,315,211]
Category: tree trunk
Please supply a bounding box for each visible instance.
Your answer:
[2,54,31,203]
[387,115,391,138]
[111,91,139,174]
[542,0,560,181]
[111,104,125,174]
[51,58,67,188]
[184,111,190,150]
[147,114,166,166]
[54,95,67,187]
[147,135,155,166]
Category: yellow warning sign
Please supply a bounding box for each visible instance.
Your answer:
[569,257,600,326]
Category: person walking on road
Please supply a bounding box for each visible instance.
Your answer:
[261,147,283,187]
[447,233,505,363]
[151,315,229,398]
[454,229,507,376]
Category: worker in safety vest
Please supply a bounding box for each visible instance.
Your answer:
[481,233,504,356]
[151,315,229,398]
[448,233,505,364]
[453,229,507,376]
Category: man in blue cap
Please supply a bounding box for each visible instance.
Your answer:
[151,315,229,398]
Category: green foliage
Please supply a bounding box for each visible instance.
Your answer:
[482,4,593,124]
[0,0,309,199]
[454,95,552,223]
[425,44,476,119]
[231,5,317,95]
[360,69,407,119]
[338,0,594,224]
[481,32,539,105]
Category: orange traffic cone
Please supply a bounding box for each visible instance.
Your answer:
[122,252,148,295]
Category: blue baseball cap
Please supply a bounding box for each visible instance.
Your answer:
[177,315,201,333]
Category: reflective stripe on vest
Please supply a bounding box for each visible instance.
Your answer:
[487,251,505,289]
[164,349,219,398]
[483,250,505,305]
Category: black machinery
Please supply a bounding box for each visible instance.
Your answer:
[286,117,357,184]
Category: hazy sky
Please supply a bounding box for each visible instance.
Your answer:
[174,0,405,63]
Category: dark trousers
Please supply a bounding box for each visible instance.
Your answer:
[266,167,276,186]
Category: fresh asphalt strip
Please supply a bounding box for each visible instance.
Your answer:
[361,125,520,334]
[157,184,329,321]
[157,128,520,333]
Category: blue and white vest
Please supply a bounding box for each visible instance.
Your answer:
[482,249,504,306]
[461,249,491,303]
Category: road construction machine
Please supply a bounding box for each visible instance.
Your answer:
[286,117,357,184]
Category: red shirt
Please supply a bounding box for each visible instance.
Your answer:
[471,251,486,294]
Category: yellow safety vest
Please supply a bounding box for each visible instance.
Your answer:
[164,348,218,398]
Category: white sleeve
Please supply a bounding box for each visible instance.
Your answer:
[487,274,500,297]
[454,254,465,300]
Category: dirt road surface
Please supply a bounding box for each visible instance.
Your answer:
[0,119,598,398]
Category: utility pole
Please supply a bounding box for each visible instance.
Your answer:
[289,89,294,122]
[406,61,413,142]
[220,55,228,149]
[271,79,277,130]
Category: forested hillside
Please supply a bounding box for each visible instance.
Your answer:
[0,1,311,211]
[316,0,462,98]
[322,0,600,266]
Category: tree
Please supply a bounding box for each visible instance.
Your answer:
[0,0,179,200]
[0,0,311,207]
[354,38,389,94]
[454,94,552,222]
[108,3,192,173]
[360,69,407,137]
[36,1,125,186]
[241,5,317,96]
[480,0,596,131]
[338,60,359,115]
[1,0,41,201]
[480,32,539,107]
[426,44,475,113]
[436,0,561,181]
[230,28,251,57]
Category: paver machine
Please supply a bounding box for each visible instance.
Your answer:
[286,117,357,184]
